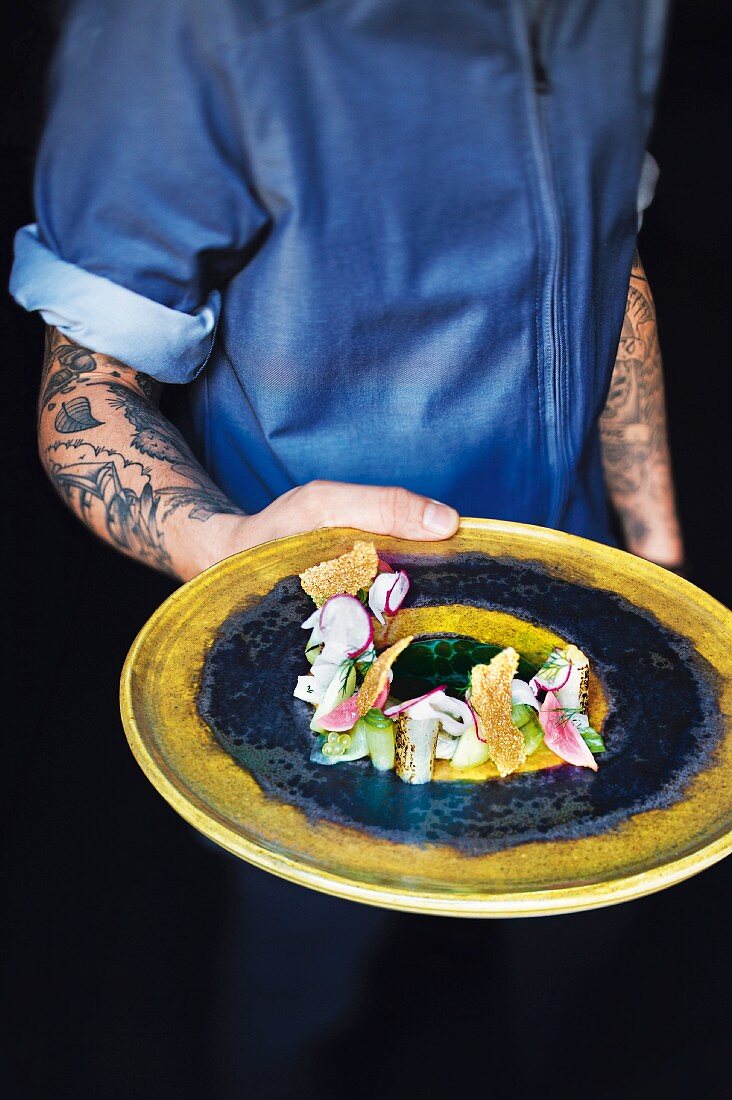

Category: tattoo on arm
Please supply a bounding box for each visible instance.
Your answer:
[600,255,681,557]
[46,440,173,573]
[39,330,243,574]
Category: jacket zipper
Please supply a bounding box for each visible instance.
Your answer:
[520,1,570,526]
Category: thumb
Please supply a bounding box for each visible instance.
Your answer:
[301,480,460,540]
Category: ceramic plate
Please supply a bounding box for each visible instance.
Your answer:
[120,520,732,917]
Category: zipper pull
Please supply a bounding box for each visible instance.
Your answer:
[529,4,551,94]
[532,56,550,95]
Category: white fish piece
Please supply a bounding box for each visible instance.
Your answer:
[435,732,458,760]
[394,714,439,784]
[293,675,324,705]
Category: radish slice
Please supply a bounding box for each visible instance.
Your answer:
[319,594,373,658]
[374,684,390,710]
[384,685,447,718]
[530,649,573,694]
[320,682,390,730]
[301,608,321,630]
[368,570,410,625]
[538,695,598,771]
[384,571,410,614]
[464,693,486,743]
[428,692,476,736]
[511,679,539,710]
[318,692,360,732]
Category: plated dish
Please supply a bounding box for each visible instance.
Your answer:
[295,541,604,782]
[121,520,732,916]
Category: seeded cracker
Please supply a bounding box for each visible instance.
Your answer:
[470,647,527,777]
[358,636,413,716]
[299,541,379,606]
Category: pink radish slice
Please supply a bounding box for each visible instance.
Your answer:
[319,594,373,658]
[368,570,409,624]
[465,698,487,743]
[530,654,572,694]
[538,696,598,771]
[319,683,389,730]
[317,692,360,732]
[384,570,410,615]
[374,685,389,710]
[384,684,447,718]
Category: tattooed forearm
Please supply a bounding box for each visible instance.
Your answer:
[46,440,172,572]
[38,328,245,579]
[599,255,683,566]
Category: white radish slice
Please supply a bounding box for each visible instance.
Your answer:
[464,695,486,743]
[384,571,410,614]
[429,693,476,736]
[301,608,321,630]
[368,570,410,625]
[384,685,447,718]
[319,594,373,658]
[511,679,539,709]
[530,649,573,694]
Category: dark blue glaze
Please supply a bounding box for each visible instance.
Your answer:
[198,554,723,855]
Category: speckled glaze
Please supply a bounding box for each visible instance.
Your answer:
[120,521,732,917]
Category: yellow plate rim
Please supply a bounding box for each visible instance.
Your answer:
[120,518,732,918]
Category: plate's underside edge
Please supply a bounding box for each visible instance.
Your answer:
[120,519,732,918]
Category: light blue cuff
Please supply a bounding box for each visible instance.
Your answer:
[637,152,659,231]
[9,225,220,384]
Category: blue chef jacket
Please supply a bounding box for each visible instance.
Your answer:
[11,0,667,541]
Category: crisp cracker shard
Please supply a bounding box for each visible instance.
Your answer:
[299,541,379,606]
[470,647,527,778]
[357,636,413,716]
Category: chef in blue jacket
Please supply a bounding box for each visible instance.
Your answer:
[11,0,684,1091]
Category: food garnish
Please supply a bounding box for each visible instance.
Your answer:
[299,540,379,605]
[294,543,604,783]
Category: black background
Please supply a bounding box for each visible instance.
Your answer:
[3,2,730,1097]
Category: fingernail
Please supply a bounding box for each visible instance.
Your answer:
[423,500,458,535]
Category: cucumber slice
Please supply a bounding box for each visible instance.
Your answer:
[510,702,536,729]
[304,627,323,666]
[309,662,357,733]
[359,716,395,771]
[519,711,545,756]
[450,721,491,770]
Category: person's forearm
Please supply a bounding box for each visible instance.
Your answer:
[599,252,684,568]
[38,328,461,584]
[38,327,246,580]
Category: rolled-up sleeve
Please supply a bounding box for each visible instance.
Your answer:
[9,0,267,383]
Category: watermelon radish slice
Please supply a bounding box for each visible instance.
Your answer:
[317,691,361,732]
[319,594,373,658]
[368,570,410,625]
[319,682,390,731]
[384,685,447,718]
[538,695,598,771]
[530,649,573,694]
